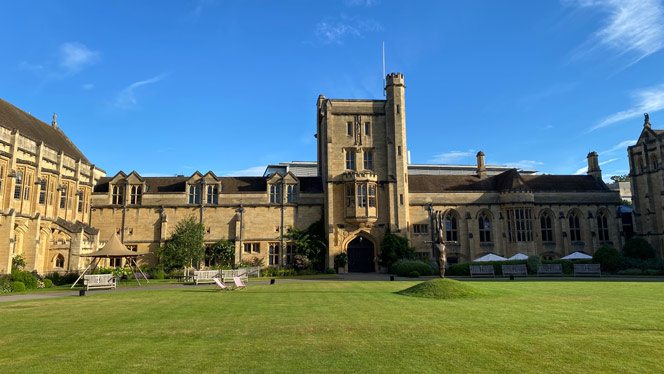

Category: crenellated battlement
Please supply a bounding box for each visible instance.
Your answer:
[385,72,404,86]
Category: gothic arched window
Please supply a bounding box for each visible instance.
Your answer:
[445,211,458,242]
[478,212,491,243]
[540,211,554,242]
[55,254,65,268]
[597,211,610,242]
[569,210,582,242]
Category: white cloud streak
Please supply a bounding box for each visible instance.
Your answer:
[114,74,167,109]
[574,157,619,174]
[59,42,100,72]
[564,0,664,66]
[598,139,637,155]
[228,165,267,176]
[315,15,382,44]
[430,150,475,164]
[591,83,664,131]
[504,160,544,170]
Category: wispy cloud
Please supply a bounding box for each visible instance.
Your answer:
[228,165,267,176]
[598,139,636,155]
[344,0,379,6]
[114,74,167,109]
[315,15,382,44]
[564,0,664,67]
[504,160,544,170]
[591,83,664,131]
[517,82,578,106]
[59,42,100,73]
[430,150,475,164]
[82,83,94,90]
[574,157,619,174]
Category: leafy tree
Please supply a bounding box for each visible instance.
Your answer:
[592,244,623,272]
[158,216,205,272]
[620,199,632,207]
[282,218,327,271]
[622,236,656,260]
[206,239,235,268]
[610,174,630,183]
[379,227,415,268]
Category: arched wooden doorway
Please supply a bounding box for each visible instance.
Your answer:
[347,236,375,272]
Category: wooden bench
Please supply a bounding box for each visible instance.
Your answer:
[502,264,528,277]
[83,274,116,290]
[537,264,563,276]
[194,270,220,285]
[470,265,495,278]
[221,269,248,283]
[574,264,601,277]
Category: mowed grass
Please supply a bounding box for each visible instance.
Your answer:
[0,281,663,374]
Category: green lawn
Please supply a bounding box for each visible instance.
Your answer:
[0,280,662,373]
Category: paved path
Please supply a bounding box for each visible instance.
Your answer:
[2,273,663,303]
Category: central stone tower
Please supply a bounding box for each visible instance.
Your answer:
[316,73,410,271]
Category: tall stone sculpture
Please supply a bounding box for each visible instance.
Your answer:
[433,210,448,278]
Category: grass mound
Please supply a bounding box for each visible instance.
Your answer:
[397,278,487,299]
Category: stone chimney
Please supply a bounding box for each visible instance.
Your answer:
[587,151,601,180]
[476,151,487,178]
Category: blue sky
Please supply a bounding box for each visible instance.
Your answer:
[1,0,663,181]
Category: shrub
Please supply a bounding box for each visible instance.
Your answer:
[334,253,347,269]
[293,254,313,271]
[623,236,656,260]
[297,269,318,276]
[390,260,433,277]
[380,228,415,269]
[446,262,470,276]
[326,268,337,274]
[526,256,541,274]
[622,257,664,271]
[43,278,53,288]
[592,245,623,272]
[408,270,420,278]
[10,281,26,292]
[618,268,643,276]
[11,270,38,289]
[0,275,11,293]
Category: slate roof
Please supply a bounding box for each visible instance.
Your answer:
[409,169,611,193]
[93,176,324,194]
[0,98,90,164]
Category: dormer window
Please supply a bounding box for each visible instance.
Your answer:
[287,185,297,203]
[270,184,281,204]
[189,185,200,204]
[206,185,219,204]
[130,185,142,205]
[112,185,124,205]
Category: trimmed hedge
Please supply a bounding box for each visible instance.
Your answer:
[593,245,623,272]
[11,270,38,289]
[446,258,595,276]
[408,271,420,278]
[390,260,433,277]
[10,281,26,292]
[43,278,53,288]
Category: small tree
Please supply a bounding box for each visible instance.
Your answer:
[281,218,327,271]
[379,227,415,268]
[207,239,235,268]
[610,174,630,183]
[158,216,205,275]
[592,244,623,272]
[623,236,656,260]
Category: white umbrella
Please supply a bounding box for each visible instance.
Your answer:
[561,251,592,260]
[508,253,528,260]
[473,253,508,262]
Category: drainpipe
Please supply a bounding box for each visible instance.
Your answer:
[238,205,245,264]
[280,179,285,267]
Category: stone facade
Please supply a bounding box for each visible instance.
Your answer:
[2,72,627,274]
[0,99,105,275]
[628,114,664,258]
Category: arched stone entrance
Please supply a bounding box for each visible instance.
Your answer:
[347,236,375,272]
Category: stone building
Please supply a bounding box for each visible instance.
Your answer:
[89,73,622,272]
[2,72,626,274]
[628,113,664,258]
[0,99,105,275]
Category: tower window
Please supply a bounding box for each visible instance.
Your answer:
[368,184,376,207]
[23,174,30,200]
[357,184,367,208]
[345,149,356,170]
[347,122,353,136]
[398,146,402,156]
[365,122,371,136]
[396,104,400,114]
[60,185,67,209]
[39,180,47,204]
[363,150,373,170]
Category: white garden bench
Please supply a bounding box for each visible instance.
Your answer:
[537,264,563,276]
[470,265,495,278]
[574,264,601,277]
[221,269,248,283]
[83,274,116,290]
[194,270,220,285]
[502,264,528,277]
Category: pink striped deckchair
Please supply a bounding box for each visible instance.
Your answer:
[213,277,229,291]
[233,276,246,289]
